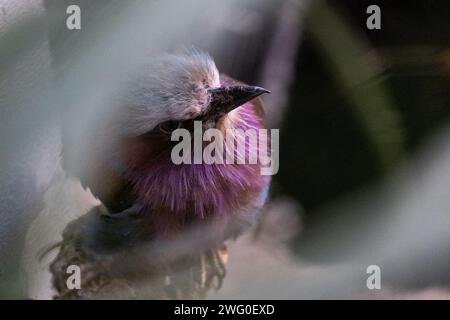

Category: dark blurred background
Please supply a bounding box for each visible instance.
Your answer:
[281,0,450,210]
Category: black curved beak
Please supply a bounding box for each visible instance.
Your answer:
[201,85,270,120]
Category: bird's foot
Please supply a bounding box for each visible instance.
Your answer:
[164,244,228,299]
[198,244,228,290]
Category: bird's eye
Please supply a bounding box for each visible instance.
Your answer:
[159,120,181,134]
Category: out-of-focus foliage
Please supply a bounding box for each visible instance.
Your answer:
[1,0,449,298]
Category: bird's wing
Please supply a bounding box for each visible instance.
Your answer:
[61,123,135,213]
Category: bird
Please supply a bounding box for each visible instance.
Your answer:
[50,50,271,298]
[62,50,271,242]
[55,50,271,298]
